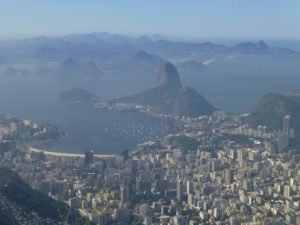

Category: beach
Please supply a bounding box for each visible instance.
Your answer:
[28,147,116,158]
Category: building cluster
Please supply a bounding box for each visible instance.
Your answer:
[231,115,295,153]
[0,115,64,147]
[1,112,300,225]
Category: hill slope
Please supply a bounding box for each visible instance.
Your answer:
[246,93,300,148]
[0,167,91,224]
[59,88,97,103]
[56,58,103,81]
[115,62,215,117]
[246,93,300,129]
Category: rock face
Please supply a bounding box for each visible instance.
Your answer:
[156,62,182,87]
[111,51,165,75]
[114,62,215,117]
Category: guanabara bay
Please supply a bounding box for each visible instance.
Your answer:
[0,1,300,225]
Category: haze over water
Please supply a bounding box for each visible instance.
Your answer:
[0,53,299,153]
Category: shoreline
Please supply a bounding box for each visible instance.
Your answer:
[94,102,178,121]
[28,146,116,158]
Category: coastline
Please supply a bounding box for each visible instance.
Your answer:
[28,146,116,158]
[31,132,116,158]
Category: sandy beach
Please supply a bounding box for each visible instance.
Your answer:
[28,147,116,158]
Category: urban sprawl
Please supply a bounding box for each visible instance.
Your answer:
[0,112,299,225]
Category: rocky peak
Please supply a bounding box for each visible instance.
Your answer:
[156,62,182,87]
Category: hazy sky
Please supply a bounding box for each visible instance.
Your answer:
[1,0,300,39]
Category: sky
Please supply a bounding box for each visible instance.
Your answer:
[1,0,300,40]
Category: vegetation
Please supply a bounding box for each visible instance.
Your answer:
[246,93,300,149]
[0,167,93,224]
[221,134,253,146]
[0,209,19,225]
[246,93,300,129]
[107,216,142,225]
[168,135,200,152]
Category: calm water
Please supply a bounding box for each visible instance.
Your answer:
[0,79,179,153]
[0,55,299,153]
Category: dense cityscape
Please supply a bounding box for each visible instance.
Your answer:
[1,1,300,225]
[1,109,300,225]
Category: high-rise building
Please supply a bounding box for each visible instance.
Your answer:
[188,193,194,207]
[177,180,183,202]
[230,216,241,225]
[68,196,81,209]
[242,178,254,192]
[237,149,244,161]
[283,115,291,134]
[122,149,129,162]
[213,207,221,219]
[120,186,129,203]
[136,173,151,194]
[223,168,234,185]
[154,180,168,196]
[277,131,289,152]
[85,150,94,167]
[186,180,193,194]
[284,184,291,199]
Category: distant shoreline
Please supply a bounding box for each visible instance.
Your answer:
[28,146,116,158]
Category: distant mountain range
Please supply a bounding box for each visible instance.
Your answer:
[56,58,103,81]
[142,39,299,57]
[30,34,300,82]
[0,32,299,83]
[2,32,297,61]
[47,50,164,81]
[114,62,216,116]
[101,50,165,75]
[231,40,268,54]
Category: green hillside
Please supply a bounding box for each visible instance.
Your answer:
[59,88,97,103]
[246,93,300,148]
[0,167,93,224]
[0,209,19,225]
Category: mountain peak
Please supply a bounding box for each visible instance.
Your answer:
[115,62,215,116]
[256,40,268,49]
[57,58,102,81]
[156,62,182,87]
[232,40,269,53]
